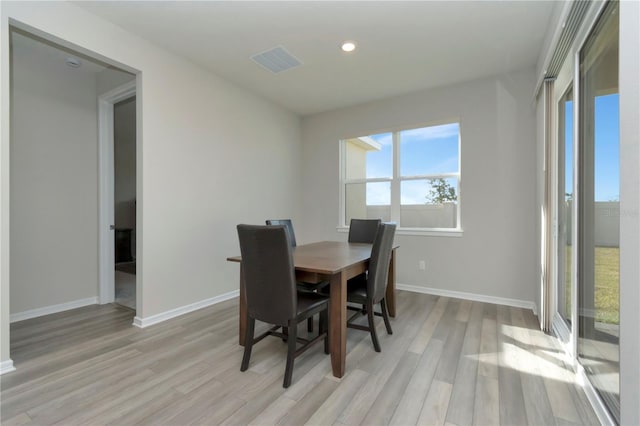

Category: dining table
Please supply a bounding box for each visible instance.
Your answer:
[227,240,397,378]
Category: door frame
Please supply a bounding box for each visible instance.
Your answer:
[98,80,136,305]
[551,58,576,355]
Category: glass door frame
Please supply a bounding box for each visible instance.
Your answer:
[551,59,578,357]
[550,1,620,424]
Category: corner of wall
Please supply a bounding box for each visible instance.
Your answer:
[0,2,12,364]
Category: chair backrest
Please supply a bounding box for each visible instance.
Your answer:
[348,218,381,244]
[265,219,297,247]
[367,223,397,303]
[237,225,296,326]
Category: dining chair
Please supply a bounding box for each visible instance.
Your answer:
[348,218,382,243]
[266,218,328,332]
[265,219,297,247]
[237,224,329,388]
[345,222,396,352]
[347,218,382,287]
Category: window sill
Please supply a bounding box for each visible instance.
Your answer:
[336,226,463,238]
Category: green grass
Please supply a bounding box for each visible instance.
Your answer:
[594,246,620,324]
[563,246,619,324]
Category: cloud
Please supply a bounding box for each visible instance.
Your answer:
[400,182,426,204]
[370,133,393,146]
[366,182,390,205]
[401,123,459,142]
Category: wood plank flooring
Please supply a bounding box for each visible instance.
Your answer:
[0,291,599,425]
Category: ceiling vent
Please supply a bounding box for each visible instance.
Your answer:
[250,45,302,74]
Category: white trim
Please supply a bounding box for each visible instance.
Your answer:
[0,359,16,375]
[98,80,136,305]
[133,290,239,328]
[10,297,98,323]
[336,226,463,238]
[552,312,571,345]
[396,283,535,311]
[100,80,136,103]
[576,363,617,426]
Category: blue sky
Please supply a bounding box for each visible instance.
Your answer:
[594,94,620,201]
[565,93,619,201]
[365,123,460,205]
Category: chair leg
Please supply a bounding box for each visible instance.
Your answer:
[367,301,381,352]
[381,298,393,335]
[307,316,314,333]
[320,309,329,354]
[283,319,297,388]
[282,326,288,342]
[241,317,255,371]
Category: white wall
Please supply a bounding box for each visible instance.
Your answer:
[619,1,640,424]
[10,34,101,314]
[301,68,537,304]
[97,66,135,96]
[1,1,301,365]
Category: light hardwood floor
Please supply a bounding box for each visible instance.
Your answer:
[0,291,599,425]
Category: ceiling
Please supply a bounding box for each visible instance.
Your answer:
[78,1,556,116]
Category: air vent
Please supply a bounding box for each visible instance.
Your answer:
[250,45,302,74]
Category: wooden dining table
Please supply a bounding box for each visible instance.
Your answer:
[227,240,397,378]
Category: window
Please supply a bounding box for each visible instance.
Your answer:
[340,122,461,233]
[577,1,620,420]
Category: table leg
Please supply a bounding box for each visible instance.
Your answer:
[329,271,347,378]
[239,267,246,346]
[386,248,397,317]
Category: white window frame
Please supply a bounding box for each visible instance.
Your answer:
[338,121,463,237]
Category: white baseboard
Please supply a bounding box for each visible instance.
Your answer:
[133,289,239,328]
[0,359,16,375]
[396,283,536,312]
[10,297,99,323]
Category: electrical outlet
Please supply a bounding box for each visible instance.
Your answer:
[419,260,426,270]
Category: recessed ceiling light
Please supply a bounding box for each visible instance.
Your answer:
[65,57,82,68]
[341,41,357,53]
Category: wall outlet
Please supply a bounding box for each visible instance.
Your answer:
[419,260,426,270]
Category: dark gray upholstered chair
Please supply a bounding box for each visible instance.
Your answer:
[265,219,297,247]
[237,224,329,388]
[348,218,382,244]
[347,218,382,285]
[345,223,396,352]
[266,219,328,332]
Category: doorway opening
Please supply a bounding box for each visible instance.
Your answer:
[9,25,139,332]
[98,81,137,312]
[113,96,137,310]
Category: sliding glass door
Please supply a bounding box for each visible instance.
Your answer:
[557,86,574,330]
[577,1,620,421]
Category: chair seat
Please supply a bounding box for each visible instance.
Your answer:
[345,275,368,304]
[296,280,329,293]
[296,292,329,318]
[318,275,369,304]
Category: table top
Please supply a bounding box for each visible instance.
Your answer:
[227,241,373,275]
